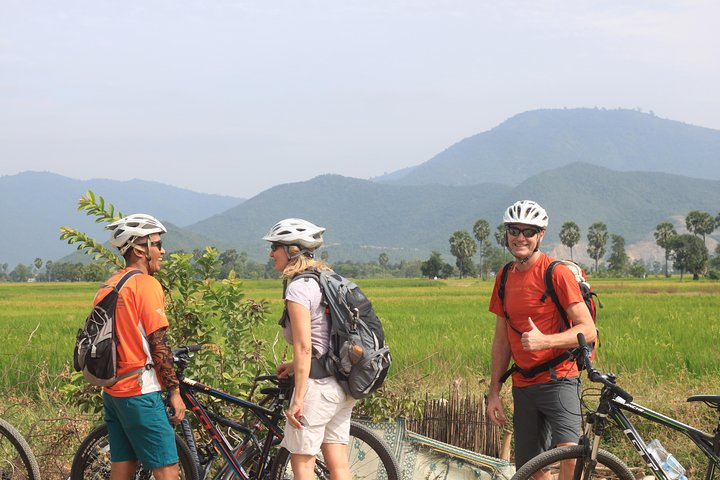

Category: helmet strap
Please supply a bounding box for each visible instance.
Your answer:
[143,237,153,262]
[284,245,314,260]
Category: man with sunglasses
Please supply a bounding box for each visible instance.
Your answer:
[486,200,596,476]
[96,214,185,479]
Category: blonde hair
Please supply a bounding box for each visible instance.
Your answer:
[282,245,331,279]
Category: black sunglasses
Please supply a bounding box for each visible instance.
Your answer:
[270,243,283,252]
[149,239,163,250]
[506,226,540,238]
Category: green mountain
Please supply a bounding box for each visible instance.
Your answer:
[187,165,720,263]
[376,108,720,186]
[187,174,511,262]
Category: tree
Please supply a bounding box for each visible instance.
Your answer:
[685,210,716,245]
[670,234,708,280]
[9,264,32,282]
[607,234,629,275]
[378,253,389,270]
[449,230,477,278]
[654,222,677,277]
[473,219,490,279]
[628,259,647,278]
[493,223,506,248]
[33,257,43,273]
[482,244,508,275]
[421,251,450,278]
[473,218,490,278]
[586,222,609,274]
[44,260,53,281]
[710,244,720,272]
[559,221,581,261]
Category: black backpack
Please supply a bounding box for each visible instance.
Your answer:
[283,269,391,399]
[497,259,600,383]
[73,269,151,387]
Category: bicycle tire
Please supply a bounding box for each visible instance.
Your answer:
[511,444,635,480]
[269,422,400,480]
[0,418,41,480]
[69,423,199,480]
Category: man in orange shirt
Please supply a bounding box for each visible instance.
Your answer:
[486,200,596,477]
[99,214,186,479]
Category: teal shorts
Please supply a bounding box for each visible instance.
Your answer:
[103,391,178,469]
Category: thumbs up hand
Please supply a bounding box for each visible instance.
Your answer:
[521,317,547,351]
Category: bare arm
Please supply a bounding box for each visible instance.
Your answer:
[286,300,313,429]
[487,315,511,426]
[521,302,597,351]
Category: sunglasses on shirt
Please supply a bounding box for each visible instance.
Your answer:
[506,226,541,238]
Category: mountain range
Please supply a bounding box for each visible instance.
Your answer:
[0,171,242,267]
[3,108,719,269]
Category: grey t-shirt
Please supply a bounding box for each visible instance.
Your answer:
[283,276,330,357]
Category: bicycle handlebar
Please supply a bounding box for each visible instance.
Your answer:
[577,334,633,403]
[173,345,203,356]
[171,345,287,387]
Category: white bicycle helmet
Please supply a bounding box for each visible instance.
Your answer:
[503,200,549,229]
[262,218,325,250]
[107,214,167,254]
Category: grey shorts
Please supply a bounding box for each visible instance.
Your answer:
[512,377,582,467]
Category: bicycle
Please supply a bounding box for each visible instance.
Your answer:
[71,344,401,479]
[512,334,720,480]
[0,417,41,480]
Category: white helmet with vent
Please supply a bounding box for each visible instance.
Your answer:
[107,214,167,253]
[262,218,325,250]
[503,200,549,229]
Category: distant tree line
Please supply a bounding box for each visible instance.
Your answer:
[3,210,719,283]
[443,209,720,281]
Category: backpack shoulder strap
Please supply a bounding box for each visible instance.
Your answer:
[498,261,524,336]
[542,260,571,330]
[497,261,513,320]
[114,269,143,292]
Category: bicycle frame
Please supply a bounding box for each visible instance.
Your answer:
[586,390,720,480]
[178,375,287,479]
[611,395,719,479]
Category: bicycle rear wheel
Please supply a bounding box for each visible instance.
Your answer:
[270,422,400,480]
[69,423,199,480]
[511,445,634,480]
[0,418,41,480]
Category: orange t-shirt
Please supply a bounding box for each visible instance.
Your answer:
[489,253,584,386]
[96,268,169,397]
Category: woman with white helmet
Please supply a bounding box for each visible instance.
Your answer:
[486,200,596,476]
[263,218,355,480]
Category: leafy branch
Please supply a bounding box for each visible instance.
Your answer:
[77,191,124,224]
[58,191,125,270]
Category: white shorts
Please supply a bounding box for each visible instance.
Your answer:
[280,377,356,456]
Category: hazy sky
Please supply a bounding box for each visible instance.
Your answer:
[2,1,719,198]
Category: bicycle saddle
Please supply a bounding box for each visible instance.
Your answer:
[687,395,720,409]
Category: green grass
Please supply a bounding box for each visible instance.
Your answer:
[2,277,719,395]
[2,276,719,476]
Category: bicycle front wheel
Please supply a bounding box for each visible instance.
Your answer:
[512,445,635,480]
[69,423,199,480]
[270,422,400,480]
[0,418,41,480]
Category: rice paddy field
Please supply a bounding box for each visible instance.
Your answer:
[1,276,719,477]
